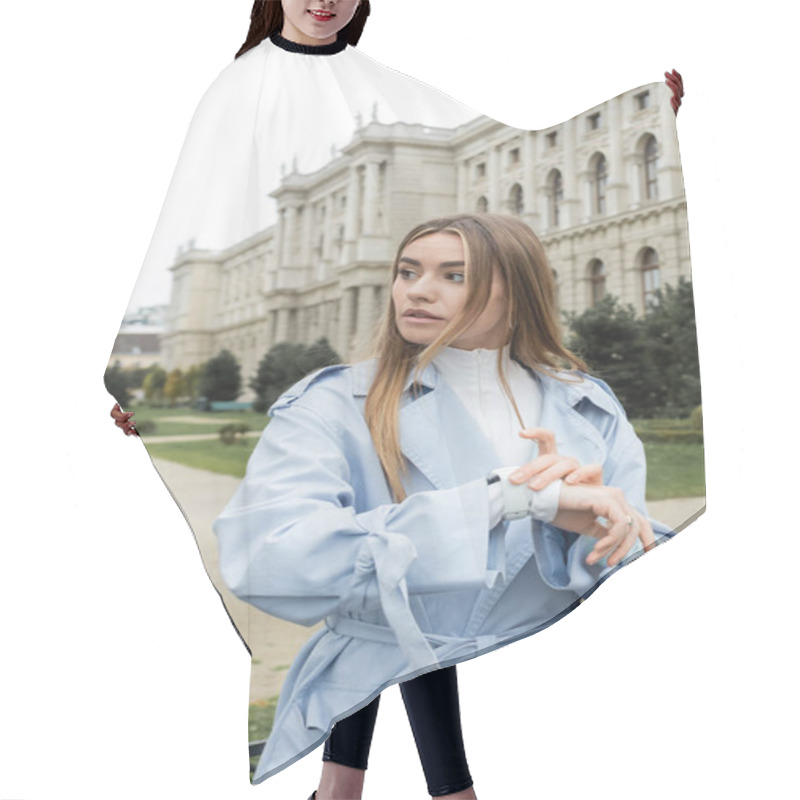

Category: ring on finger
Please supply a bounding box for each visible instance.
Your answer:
[625,515,634,528]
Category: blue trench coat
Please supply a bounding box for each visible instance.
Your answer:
[214,359,672,782]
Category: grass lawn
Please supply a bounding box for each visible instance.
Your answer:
[129,405,269,437]
[145,438,259,478]
[144,435,705,499]
[249,696,279,776]
[644,442,705,500]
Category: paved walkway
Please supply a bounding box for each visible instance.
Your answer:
[151,457,704,703]
[144,431,262,444]
[152,458,314,702]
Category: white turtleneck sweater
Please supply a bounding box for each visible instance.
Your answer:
[432,346,561,525]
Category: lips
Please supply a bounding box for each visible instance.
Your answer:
[403,309,443,320]
[308,9,335,21]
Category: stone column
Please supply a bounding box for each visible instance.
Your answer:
[658,96,683,199]
[275,307,290,343]
[605,96,625,215]
[457,160,468,211]
[355,284,376,346]
[561,118,581,227]
[363,161,380,234]
[522,131,540,229]
[344,166,361,262]
[281,205,296,268]
[338,287,355,357]
[626,154,642,208]
[488,145,500,212]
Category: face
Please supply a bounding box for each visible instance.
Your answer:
[280,0,361,46]
[392,232,509,351]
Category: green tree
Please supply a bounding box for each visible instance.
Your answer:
[250,338,341,413]
[566,296,655,418]
[164,368,184,406]
[104,360,131,406]
[181,363,205,404]
[300,337,341,374]
[201,350,242,402]
[142,365,167,405]
[640,278,701,417]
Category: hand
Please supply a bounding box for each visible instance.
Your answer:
[509,427,603,490]
[552,483,655,567]
[110,402,138,436]
[665,69,684,115]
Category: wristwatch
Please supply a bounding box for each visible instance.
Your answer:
[487,466,530,521]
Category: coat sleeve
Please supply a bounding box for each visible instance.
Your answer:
[213,397,493,668]
[532,378,673,595]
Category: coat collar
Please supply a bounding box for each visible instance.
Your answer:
[348,359,620,490]
[350,358,620,416]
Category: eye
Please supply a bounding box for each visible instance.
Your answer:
[397,268,417,280]
[445,272,466,283]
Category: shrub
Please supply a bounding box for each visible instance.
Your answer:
[219,423,250,445]
[133,419,157,436]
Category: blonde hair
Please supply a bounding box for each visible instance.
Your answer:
[364,214,586,501]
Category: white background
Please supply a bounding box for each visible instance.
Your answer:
[1,1,797,798]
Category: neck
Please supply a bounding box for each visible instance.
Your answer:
[280,21,337,47]
[269,31,348,56]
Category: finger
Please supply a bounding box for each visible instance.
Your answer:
[606,518,639,566]
[528,457,580,489]
[637,513,656,551]
[508,454,561,484]
[518,427,557,456]
[564,463,603,485]
[606,511,654,566]
[586,514,628,564]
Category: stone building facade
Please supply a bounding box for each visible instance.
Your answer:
[162,84,689,389]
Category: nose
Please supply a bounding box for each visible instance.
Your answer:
[406,274,437,302]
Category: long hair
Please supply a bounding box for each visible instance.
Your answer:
[365,213,586,501]
[236,1,371,59]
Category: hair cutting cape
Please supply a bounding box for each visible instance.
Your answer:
[107,34,702,785]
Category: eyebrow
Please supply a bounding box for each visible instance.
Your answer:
[398,257,466,268]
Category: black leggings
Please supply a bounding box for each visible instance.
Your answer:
[323,665,473,797]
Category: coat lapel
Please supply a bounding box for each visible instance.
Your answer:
[397,365,502,491]
[536,371,608,464]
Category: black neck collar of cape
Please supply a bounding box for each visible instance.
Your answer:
[269,33,348,55]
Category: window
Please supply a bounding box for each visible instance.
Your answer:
[509,183,524,215]
[546,131,558,148]
[589,259,606,305]
[476,196,489,213]
[588,112,602,131]
[644,135,659,200]
[547,169,563,227]
[635,91,651,111]
[592,153,608,215]
[475,162,487,180]
[640,247,661,308]
[508,147,521,166]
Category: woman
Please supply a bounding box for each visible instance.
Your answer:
[214,213,669,792]
[106,2,685,793]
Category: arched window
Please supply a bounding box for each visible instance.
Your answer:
[639,247,661,308]
[589,259,606,306]
[476,196,489,213]
[591,153,608,215]
[643,135,659,200]
[509,183,524,215]
[547,169,563,228]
